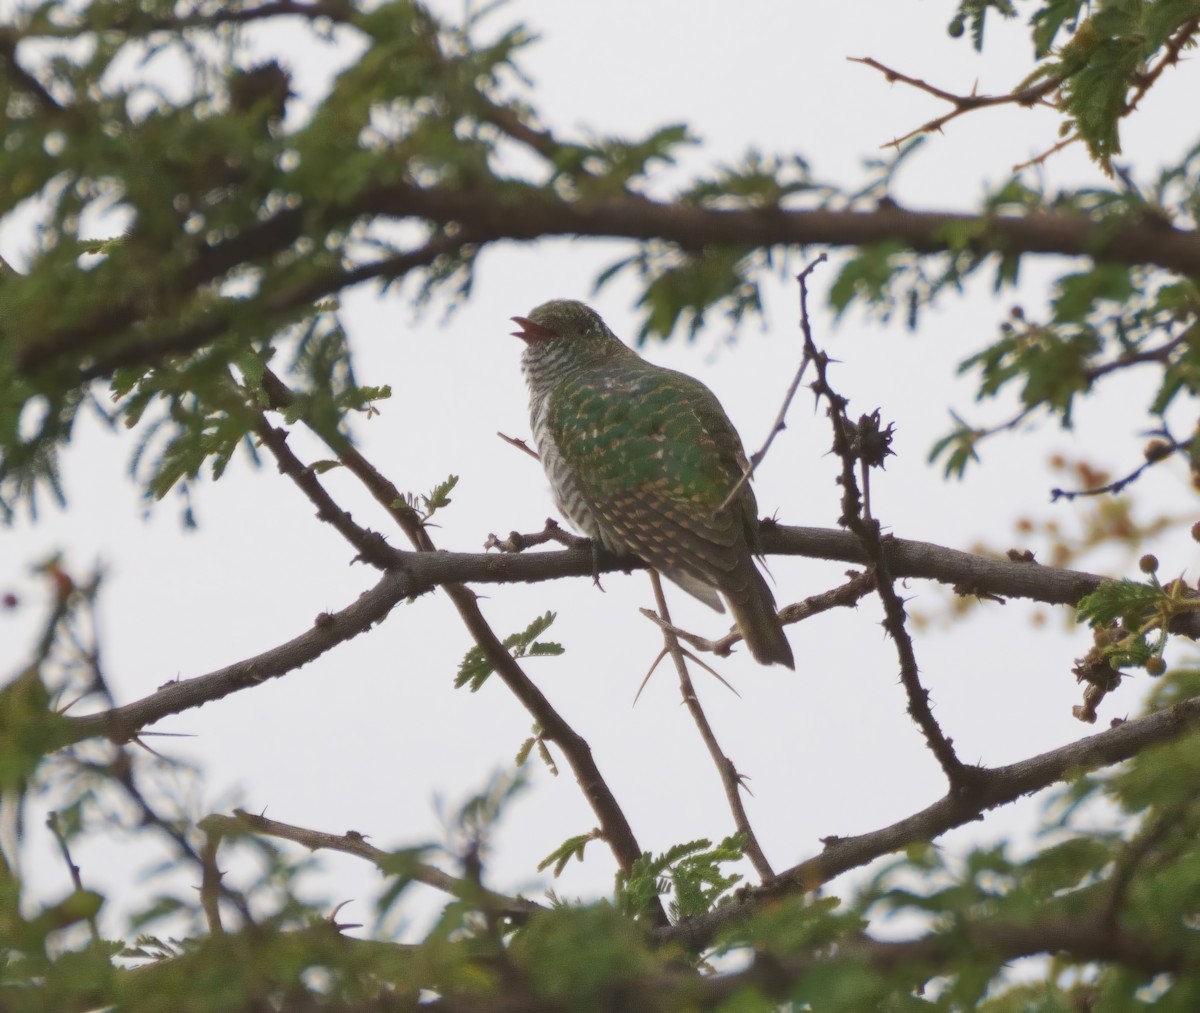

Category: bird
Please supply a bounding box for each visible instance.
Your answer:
[510,299,794,669]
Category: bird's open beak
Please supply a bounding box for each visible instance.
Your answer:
[510,316,556,343]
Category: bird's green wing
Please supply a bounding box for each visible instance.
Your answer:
[549,363,761,605]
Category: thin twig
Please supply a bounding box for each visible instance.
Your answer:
[647,572,775,881]
[1122,17,1200,120]
[717,252,827,513]
[198,828,225,935]
[1083,331,1190,384]
[859,17,1197,165]
[200,811,544,923]
[497,431,540,461]
[1012,135,1079,173]
[247,401,401,569]
[98,752,255,927]
[485,518,589,553]
[850,55,1060,149]
[1101,806,1174,927]
[45,812,100,942]
[640,571,875,658]
[1051,428,1183,502]
[951,324,1191,481]
[796,261,967,786]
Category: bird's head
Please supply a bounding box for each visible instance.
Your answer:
[511,299,626,363]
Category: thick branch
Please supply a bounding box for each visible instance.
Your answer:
[699,916,1189,1008]
[62,568,416,745]
[57,523,1192,749]
[17,191,1200,381]
[356,184,1200,277]
[432,524,1114,607]
[663,692,1200,951]
[426,912,1189,1013]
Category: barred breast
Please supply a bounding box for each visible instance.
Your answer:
[529,395,622,551]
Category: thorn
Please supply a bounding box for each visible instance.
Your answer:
[680,648,741,697]
[634,647,669,705]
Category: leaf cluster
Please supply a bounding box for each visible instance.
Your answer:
[615,835,746,922]
[456,611,563,691]
[929,180,1200,476]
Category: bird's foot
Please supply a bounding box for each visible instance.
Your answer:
[590,540,606,593]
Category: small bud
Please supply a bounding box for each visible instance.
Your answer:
[948,16,964,37]
[2,592,17,609]
[1138,554,1159,574]
[1190,521,1200,542]
[1146,656,1166,677]
[1009,305,1025,320]
[1143,439,1173,463]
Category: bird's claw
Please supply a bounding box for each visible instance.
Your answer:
[590,540,606,593]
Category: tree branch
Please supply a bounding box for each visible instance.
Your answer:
[849,55,1060,149]
[17,190,1200,381]
[56,521,1197,748]
[201,810,544,923]
[798,265,963,784]
[62,567,416,745]
[71,236,480,382]
[662,692,1200,951]
[645,572,775,881]
[424,910,1189,1012]
[248,407,402,569]
[698,916,1190,1008]
[640,571,875,659]
[358,181,1200,275]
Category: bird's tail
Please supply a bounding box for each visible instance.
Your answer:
[728,567,794,669]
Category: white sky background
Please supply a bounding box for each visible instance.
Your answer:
[2,0,1197,945]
